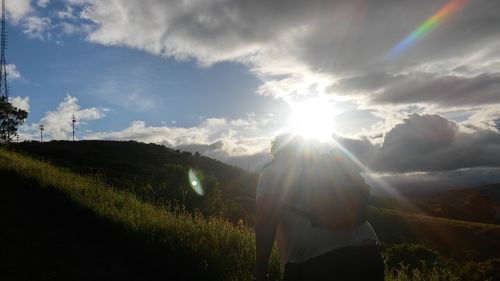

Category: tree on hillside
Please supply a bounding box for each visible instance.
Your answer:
[0,97,28,143]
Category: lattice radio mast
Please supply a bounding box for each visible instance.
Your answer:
[0,0,9,100]
[39,124,44,142]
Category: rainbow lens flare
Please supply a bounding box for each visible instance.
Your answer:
[387,0,469,59]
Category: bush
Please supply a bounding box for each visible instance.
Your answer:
[383,243,442,272]
[385,265,459,281]
[457,258,500,281]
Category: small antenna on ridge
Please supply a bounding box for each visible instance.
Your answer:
[72,114,76,141]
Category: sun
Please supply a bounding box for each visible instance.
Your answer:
[286,98,336,141]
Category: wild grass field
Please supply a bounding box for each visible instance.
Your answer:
[1,146,499,281]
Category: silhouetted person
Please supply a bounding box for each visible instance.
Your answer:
[255,134,384,281]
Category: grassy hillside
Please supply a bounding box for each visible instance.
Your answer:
[0,147,280,281]
[2,145,500,280]
[13,140,258,224]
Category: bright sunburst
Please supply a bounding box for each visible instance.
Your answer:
[286,98,336,141]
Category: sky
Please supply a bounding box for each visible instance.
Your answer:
[5,0,500,191]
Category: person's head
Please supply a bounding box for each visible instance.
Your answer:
[271,133,323,160]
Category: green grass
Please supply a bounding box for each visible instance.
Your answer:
[0,148,280,281]
[385,267,459,281]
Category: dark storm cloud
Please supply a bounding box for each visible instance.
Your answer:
[335,72,406,93]
[373,114,500,172]
[334,71,500,107]
[376,72,500,107]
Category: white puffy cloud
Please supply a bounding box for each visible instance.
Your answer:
[10,96,29,112]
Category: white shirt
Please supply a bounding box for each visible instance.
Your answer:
[257,159,380,270]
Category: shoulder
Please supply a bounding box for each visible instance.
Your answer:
[258,160,276,184]
[256,161,282,198]
[260,160,274,171]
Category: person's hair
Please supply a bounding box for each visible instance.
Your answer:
[271,133,300,156]
[271,133,323,159]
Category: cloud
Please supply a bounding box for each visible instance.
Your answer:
[5,0,32,22]
[10,96,30,112]
[58,21,92,35]
[70,0,500,106]
[464,106,500,131]
[37,0,50,8]
[64,0,91,5]
[334,71,500,108]
[6,64,21,80]
[8,1,88,40]
[370,114,500,173]
[55,6,76,19]
[86,116,274,152]
[22,16,51,39]
[19,95,106,141]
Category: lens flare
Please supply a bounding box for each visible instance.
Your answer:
[188,169,204,196]
[387,0,469,59]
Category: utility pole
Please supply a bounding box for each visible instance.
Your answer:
[39,124,44,142]
[0,0,9,100]
[72,114,76,141]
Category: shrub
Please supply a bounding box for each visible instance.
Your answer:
[383,243,442,272]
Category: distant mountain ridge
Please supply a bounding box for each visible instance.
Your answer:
[371,184,500,225]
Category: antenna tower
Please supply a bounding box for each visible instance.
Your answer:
[39,124,44,142]
[0,0,9,100]
[72,114,76,141]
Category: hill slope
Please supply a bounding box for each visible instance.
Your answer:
[0,148,279,281]
[12,140,259,223]
[371,185,500,225]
